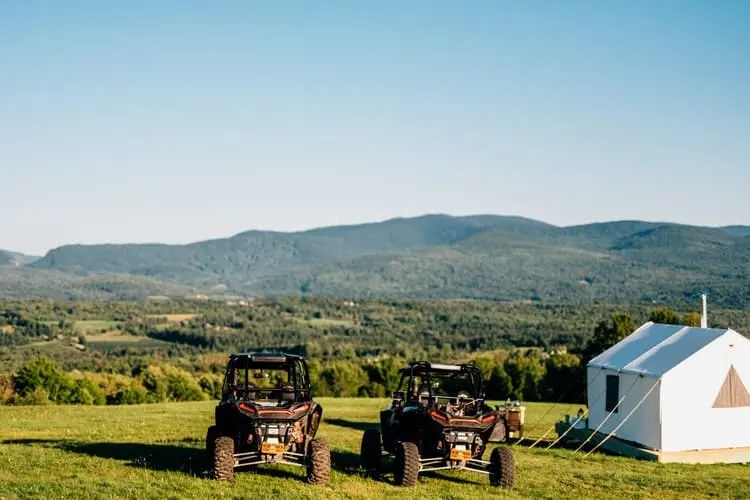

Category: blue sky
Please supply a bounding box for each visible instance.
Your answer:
[1,1,748,255]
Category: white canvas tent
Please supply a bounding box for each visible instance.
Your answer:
[586,321,750,453]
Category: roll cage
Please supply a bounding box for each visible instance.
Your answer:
[393,361,485,406]
[222,352,312,403]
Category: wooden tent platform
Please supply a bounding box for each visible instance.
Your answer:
[555,419,750,464]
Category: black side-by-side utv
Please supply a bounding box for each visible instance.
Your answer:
[360,361,517,487]
[206,352,330,484]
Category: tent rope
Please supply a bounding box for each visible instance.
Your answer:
[573,374,641,453]
[544,367,608,450]
[583,378,661,458]
[514,383,574,447]
[545,409,587,450]
[528,368,605,449]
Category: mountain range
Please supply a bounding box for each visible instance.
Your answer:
[2,214,750,306]
[0,250,40,267]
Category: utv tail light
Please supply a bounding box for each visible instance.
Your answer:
[481,414,496,424]
[239,403,256,414]
[430,410,448,422]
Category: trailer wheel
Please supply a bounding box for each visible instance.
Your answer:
[393,441,419,487]
[212,436,235,481]
[489,446,516,488]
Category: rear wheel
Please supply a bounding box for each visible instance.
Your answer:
[489,446,516,488]
[306,438,331,485]
[360,429,382,471]
[393,441,419,487]
[212,436,235,481]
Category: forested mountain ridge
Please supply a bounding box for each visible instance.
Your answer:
[2,214,749,306]
[0,250,40,267]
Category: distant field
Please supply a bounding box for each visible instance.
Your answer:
[84,331,172,350]
[146,313,199,323]
[85,331,151,345]
[0,399,746,499]
[73,320,119,334]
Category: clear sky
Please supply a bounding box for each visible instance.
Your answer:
[2,1,748,255]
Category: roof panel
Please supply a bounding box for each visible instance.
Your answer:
[588,322,734,376]
[624,327,726,376]
[589,323,682,370]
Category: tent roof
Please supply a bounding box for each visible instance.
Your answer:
[587,322,739,377]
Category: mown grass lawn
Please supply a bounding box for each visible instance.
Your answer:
[0,399,747,499]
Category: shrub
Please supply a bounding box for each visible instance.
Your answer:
[163,366,206,402]
[0,373,13,404]
[16,387,52,406]
[109,386,149,405]
[139,366,168,402]
[12,357,75,403]
[198,373,223,399]
[138,365,206,402]
[68,378,107,405]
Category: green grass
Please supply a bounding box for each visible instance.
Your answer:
[73,320,119,334]
[84,331,172,350]
[85,331,154,345]
[0,399,747,499]
[145,314,199,323]
[86,340,169,350]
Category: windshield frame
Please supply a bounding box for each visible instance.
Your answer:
[396,362,484,401]
[222,354,310,402]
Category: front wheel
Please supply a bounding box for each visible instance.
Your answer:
[393,441,419,487]
[306,438,331,485]
[489,446,516,488]
[360,429,382,471]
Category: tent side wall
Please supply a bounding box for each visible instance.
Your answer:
[660,330,750,452]
[586,366,661,450]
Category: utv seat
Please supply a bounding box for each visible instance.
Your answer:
[280,386,296,401]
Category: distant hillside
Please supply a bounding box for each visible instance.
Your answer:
[29,215,555,287]
[252,224,750,307]
[721,226,750,238]
[0,268,197,301]
[0,250,39,267]
[8,214,750,306]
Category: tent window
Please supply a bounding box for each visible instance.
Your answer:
[605,375,619,413]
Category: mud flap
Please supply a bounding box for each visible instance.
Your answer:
[380,410,395,451]
[488,421,507,442]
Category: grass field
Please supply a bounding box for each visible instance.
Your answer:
[145,314,199,323]
[73,321,119,334]
[0,399,747,499]
[85,330,168,349]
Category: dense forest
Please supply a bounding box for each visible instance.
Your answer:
[1,296,744,407]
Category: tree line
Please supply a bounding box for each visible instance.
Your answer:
[1,305,705,406]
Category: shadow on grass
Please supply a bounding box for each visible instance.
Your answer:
[331,449,365,476]
[3,438,206,474]
[325,418,378,432]
[420,470,486,486]
[1,438,308,481]
[507,436,603,454]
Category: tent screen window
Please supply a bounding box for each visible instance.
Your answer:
[605,375,619,413]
